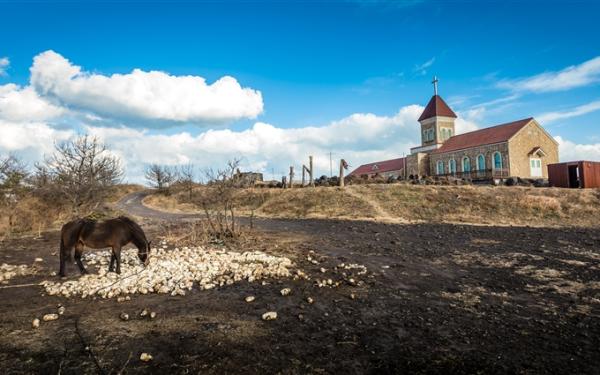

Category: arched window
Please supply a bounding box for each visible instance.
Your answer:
[437,160,444,175]
[477,154,485,171]
[422,130,427,141]
[462,156,471,173]
[448,129,453,137]
[429,129,435,141]
[448,159,456,175]
[493,152,503,170]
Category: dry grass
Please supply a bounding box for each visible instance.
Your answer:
[144,184,600,228]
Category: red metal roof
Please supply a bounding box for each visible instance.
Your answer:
[348,157,405,176]
[432,118,532,154]
[418,95,457,121]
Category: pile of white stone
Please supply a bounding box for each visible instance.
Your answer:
[41,242,295,299]
[0,263,38,284]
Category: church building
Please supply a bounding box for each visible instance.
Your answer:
[350,78,559,180]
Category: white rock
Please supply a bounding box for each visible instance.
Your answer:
[140,352,153,362]
[42,314,59,322]
[262,311,277,321]
[32,318,40,328]
[120,313,129,321]
[58,306,65,315]
[307,297,314,304]
[245,296,255,303]
[35,258,43,262]
[149,311,157,319]
[280,288,291,296]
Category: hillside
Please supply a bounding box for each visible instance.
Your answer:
[143,184,600,227]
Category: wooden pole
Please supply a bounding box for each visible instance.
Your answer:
[302,165,307,186]
[339,159,345,188]
[282,176,286,188]
[289,166,294,188]
[309,155,314,187]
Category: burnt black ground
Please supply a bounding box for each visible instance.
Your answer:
[0,192,599,374]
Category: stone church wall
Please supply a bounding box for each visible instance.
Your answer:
[508,121,559,178]
[429,142,510,175]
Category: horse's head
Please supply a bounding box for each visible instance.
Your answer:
[138,240,151,266]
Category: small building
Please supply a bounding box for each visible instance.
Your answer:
[232,170,263,187]
[348,157,406,179]
[548,161,600,188]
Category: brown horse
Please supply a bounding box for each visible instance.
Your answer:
[59,216,151,277]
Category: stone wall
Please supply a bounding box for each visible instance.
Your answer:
[429,142,510,175]
[508,121,559,178]
[406,152,430,177]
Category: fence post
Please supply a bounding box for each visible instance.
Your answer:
[309,155,314,187]
[339,159,345,188]
[302,165,307,186]
[289,166,294,188]
[282,176,287,188]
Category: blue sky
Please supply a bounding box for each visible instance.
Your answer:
[1,0,599,181]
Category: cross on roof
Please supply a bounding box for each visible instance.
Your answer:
[432,76,438,95]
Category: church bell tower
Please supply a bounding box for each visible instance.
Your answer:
[417,77,457,149]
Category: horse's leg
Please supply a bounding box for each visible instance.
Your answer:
[74,243,88,275]
[114,246,122,274]
[109,253,116,273]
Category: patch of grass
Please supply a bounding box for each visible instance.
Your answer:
[145,184,600,227]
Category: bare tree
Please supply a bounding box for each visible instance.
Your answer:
[178,163,195,200]
[44,135,123,215]
[0,154,28,189]
[0,155,30,234]
[198,158,242,238]
[145,164,177,193]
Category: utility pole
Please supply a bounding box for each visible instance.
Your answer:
[329,151,334,177]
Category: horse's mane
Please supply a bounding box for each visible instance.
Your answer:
[117,216,148,245]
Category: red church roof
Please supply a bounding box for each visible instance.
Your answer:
[432,118,533,154]
[348,157,406,176]
[418,95,457,121]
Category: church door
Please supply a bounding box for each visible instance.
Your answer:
[530,158,542,177]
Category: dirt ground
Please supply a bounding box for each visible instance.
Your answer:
[1,193,599,374]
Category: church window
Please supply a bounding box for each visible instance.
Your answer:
[493,152,503,170]
[462,156,471,173]
[477,154,485,171]
[436,160,444,175]
[448,159,456,175]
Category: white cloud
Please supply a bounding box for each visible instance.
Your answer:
[0,119,73,162]
[86,105,426,182]
[555,136,600,162]
[30,50,263,124]
[0,57,8,75]
[414,57,435,76]
[537,99,600,124]
[498,56,600,93]
[0,83,66,122]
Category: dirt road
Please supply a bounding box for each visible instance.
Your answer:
[1,192,599,374]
